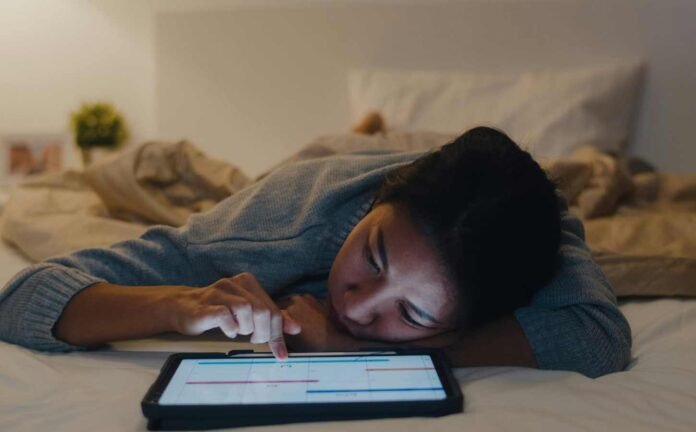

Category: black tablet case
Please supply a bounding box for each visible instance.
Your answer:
[142,348,463,430]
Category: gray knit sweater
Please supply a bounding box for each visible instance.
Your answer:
[0,151,631,377]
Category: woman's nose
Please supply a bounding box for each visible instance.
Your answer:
[343,283,385,326]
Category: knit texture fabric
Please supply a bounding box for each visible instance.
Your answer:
[0,151,630,377]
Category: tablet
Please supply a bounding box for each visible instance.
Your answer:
[141,348,463,430]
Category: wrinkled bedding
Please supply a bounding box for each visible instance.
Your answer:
[2,132,696,298]
[1,233,695,432]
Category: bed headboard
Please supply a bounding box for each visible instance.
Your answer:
[155,0,696,177]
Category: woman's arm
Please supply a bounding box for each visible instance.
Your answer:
[0,225,206,351]
[507,195,631,377]
[53,274,301,358]
[432,194,631,376]
[52,282,179,347]
[332,314,535,368]
[442,315,536,368]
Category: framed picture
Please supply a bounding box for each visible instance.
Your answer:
[0,134,65,184]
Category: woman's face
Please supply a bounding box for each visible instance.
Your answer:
[327,202,459,343]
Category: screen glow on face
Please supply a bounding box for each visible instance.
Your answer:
[159,355,447,405]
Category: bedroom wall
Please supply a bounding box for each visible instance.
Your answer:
[0,0,156,168]
[155,0,696,177]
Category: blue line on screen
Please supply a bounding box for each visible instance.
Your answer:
[306,387,443,393]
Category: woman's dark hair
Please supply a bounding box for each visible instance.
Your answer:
[375,126,561,328]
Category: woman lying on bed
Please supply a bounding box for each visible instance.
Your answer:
[0,127,631,378]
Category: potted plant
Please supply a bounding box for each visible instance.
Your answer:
[70,102,129,167]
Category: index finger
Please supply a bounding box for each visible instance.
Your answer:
[268,311,288,361]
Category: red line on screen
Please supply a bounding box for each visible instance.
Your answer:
[365,368,435,371]
[186,379,319,385]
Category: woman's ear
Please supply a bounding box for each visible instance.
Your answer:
[352,111,386,135]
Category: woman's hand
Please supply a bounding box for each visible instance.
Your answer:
[279,294,362,352]
[170,272,301,359]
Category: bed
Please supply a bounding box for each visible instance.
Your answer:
[2,130,696,431]
[1,234,696,431]
[3,58,696,431]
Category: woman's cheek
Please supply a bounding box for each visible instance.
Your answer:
[365,317,415,342]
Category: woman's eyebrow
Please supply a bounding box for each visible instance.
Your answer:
[377,227,389,271]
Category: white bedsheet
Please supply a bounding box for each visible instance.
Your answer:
[1,240,695,432]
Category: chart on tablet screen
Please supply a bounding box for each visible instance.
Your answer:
[159,355,447,405]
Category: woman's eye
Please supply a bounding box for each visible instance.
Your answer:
[398,303,422,328]
[367,250,380,274]
[364,242,380,274]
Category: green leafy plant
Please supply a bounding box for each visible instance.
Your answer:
[70,102,129,166]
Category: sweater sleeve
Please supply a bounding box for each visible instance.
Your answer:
[0,224,199,352]
[513,195,632,378]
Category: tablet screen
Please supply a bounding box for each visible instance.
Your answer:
[159,354,447,405]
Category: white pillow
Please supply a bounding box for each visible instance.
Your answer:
[348,62,645,158]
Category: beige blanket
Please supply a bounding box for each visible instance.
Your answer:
[2,135,695,297]
[541,147,696,297]
[0,140,250,262]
